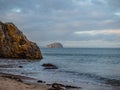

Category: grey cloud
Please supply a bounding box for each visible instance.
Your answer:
[0,0,120,47]
[0,0,75,14]
[107,0,120,9]
[91,0,107,5]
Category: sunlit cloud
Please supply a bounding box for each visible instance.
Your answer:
[74,30,120,35]
[61,40,120,48]
[114,12,120,16]
[11,8,21,13]
[73,0,93,6]
[102,20,114,24]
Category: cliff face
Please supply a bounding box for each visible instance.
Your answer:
[46,42,63,48]
[0,21,42,59]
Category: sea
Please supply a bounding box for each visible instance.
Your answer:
[0,48,120,90]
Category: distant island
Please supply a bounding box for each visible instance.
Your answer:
[46,42,63,48]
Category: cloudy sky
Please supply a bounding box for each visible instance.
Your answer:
[0,0,120,48]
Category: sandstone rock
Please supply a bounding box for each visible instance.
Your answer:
[46,42,63,48]
[0,21,42,59]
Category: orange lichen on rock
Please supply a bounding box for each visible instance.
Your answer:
[0,21,42,59]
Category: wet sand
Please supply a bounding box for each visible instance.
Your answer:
[0,73,80,90]
[0,73,49,90]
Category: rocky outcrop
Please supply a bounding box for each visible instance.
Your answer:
[46,42,63,48]
[48,83,81,90]
[42,63,58,69]
[0,21,42,59]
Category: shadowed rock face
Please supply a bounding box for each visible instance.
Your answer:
[0,21,42,59]
[46,42,63,48]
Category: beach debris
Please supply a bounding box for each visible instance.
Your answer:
[0,21,42,59]
[42,63,58,69]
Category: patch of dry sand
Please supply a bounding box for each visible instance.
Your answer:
[0,77,49,90]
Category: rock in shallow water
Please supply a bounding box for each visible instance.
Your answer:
[0,21,42,59]
[42,63,58,69]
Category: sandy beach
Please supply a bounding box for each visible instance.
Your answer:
[0,73,49,90]
[0,72,80,90]
[0,77,49,90]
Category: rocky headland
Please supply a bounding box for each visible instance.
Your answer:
[0,21,42,59]
[46,42,63,48]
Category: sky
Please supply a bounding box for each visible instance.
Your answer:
[0,0,120,48]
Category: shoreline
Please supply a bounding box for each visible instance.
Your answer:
[0,58,120,90]
[0,64,120,90]
[0,59,81,90]
[0,72,49,90]
[0,72,81,90]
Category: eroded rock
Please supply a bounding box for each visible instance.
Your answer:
[0,21,42,59]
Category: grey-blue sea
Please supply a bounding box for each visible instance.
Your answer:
[0,48,120,90]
